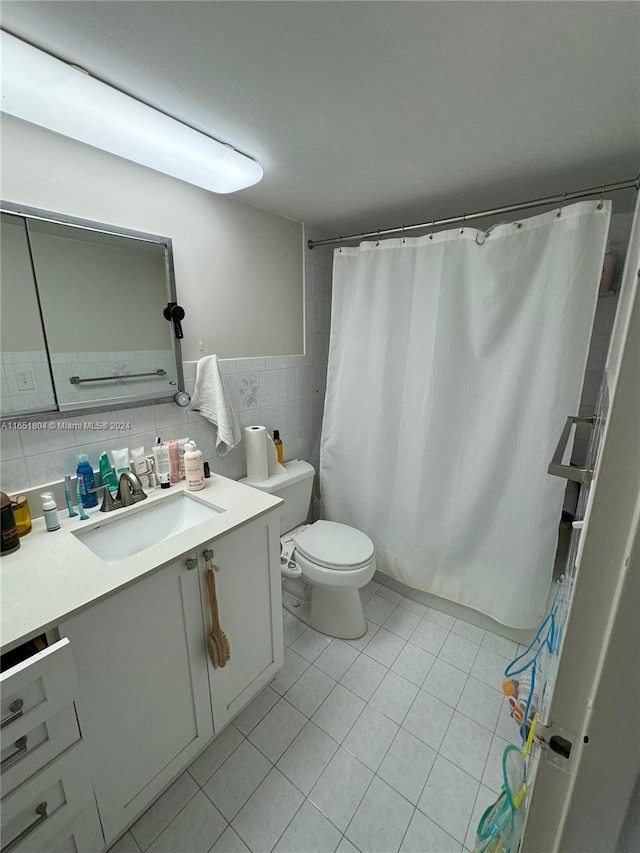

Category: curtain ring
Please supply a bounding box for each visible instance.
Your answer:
[429,220,435,240]
[376,229,381,247]
[598,185,605,209]
[460,213,466,234]
[402,224,406,244]
[556,192,566,217]
[338,236,342,253]
[475,231,486,246]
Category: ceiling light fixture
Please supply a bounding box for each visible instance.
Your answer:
[0,30,263,193]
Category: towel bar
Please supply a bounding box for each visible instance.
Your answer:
[548,415,596,486]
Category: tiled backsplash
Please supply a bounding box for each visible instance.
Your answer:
[0,238,333,498]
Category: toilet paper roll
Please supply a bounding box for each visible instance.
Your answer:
[245,425,287,483]
[245,425,269,482]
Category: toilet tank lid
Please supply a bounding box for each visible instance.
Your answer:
[239,459,314,493]
[295,520,374,568]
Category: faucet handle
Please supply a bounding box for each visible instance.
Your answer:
[88,484,120,513]
[116,471,148,506]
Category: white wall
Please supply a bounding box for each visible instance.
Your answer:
[0,115,303,360]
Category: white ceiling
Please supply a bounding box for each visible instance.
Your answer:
[1,1,639,236]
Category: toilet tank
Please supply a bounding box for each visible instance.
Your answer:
[239,460,314,535]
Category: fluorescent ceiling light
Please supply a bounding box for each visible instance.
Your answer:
[0,31,263,193]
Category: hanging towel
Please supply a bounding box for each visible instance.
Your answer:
[190,355,242,454]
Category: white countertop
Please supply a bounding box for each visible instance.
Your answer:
[0,475,282,654]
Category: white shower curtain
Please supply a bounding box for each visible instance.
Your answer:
[320,201,611,628]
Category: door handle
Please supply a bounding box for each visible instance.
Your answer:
[548,416,595,485]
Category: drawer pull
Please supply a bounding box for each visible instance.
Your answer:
[0,699,24,730]
[2,801,48,852]
[1,735,28,771]
[185,557,198,571]
[202,548,214,561]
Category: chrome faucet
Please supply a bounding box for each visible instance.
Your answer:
[116,471,148,507]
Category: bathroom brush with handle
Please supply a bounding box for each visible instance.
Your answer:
[205,562,230,668]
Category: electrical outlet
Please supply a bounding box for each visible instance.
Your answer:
[17,368,35,391]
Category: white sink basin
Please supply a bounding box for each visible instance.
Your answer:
[73,493,222,563]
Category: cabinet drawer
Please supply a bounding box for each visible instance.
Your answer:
[1,706,81,797]
[0,740,96,853]
[1,640,78,752]
[38,801,103,853]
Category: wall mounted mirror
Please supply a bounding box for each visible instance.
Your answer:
[1,202,184,419]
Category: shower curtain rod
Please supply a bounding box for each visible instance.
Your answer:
[307,174,640,249]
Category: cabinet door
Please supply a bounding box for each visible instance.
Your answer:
[201,512,284,731]
[59,556,213,845]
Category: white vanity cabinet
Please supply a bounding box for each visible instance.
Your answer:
[199,511,284,731]
[59,553,213,846]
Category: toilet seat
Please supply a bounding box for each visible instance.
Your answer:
[294,520,374,570]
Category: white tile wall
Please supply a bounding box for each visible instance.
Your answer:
[0,230,333,498]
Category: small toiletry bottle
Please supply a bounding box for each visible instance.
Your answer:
[167,440,180,483]
[184,441,205,491]
[158,471,171,490]
[273,430,284,464]
[11,495,32,536]
[41,492,61,532]
[76,454,98,508]
[1,492,21,554]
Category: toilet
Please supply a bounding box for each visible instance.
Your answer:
[240,460,375,639]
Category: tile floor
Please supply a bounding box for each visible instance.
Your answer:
[109,581,523,853]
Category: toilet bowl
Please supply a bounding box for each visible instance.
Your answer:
[240,460,375,639]
[286,520,376,639]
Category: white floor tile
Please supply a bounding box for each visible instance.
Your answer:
[457,677,503,732]
[451,619,486,645]
[482,734,511,793]
[494,696,521,745]
[210,826,251,853]
[391,642,435,686]
[482,631,519,660]
[345,776,413,853]
[285,664,336,717]
[363,627,406,667]
[439,712,493,781]
[336,836,360,853]
[290,626,334,662]
[383,605,421,640]
[400,596,428,618]
[309,747,374,832]
[403,689,454,751]
[273,801,342,853]
[203,740,272,821]
[470,646,511,690]
[378,728,436,806]
[131,771,198,850]
[410,617,449,656]
[425,607,456,630]
[340,653,387,701]
[375,585,404,605]
[234,686,280,735]
[270,647,311,695]
[247,697,308,763]
[370,670,419,725]
[417,755,479,845]
[314,640,360,681]
[343,705,398,772]
[188,728,244,789]
[438,632,480,673]
[400,809,463,853]
[232,768,305,853]
[147,790,227,853]
[283,611,307,646]
[276,721,339,795]
[363,594,398,625]
[345,620,379,652]
[422,658,468,708]
[312,683,366,743]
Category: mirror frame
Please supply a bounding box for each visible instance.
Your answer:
[0,201,185,423]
